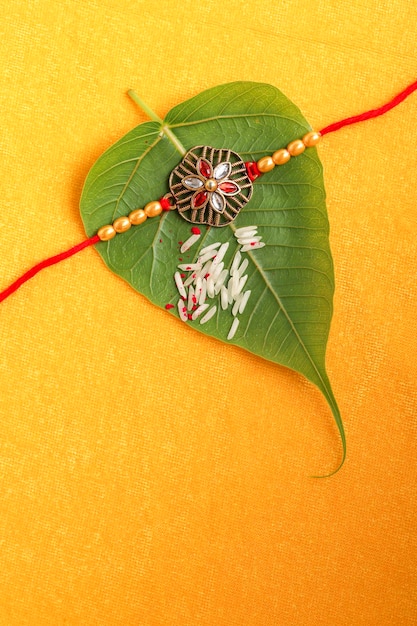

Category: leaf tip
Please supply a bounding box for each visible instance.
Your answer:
[310,415,346,478]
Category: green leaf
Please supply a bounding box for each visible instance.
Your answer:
[80,82,345,475]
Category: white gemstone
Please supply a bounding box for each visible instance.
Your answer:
[210,191,225,213]
[214,161,231,180]
[183,176,203,189]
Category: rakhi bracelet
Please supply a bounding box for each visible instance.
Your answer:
[95,130,321,241]
[2,78,416,303]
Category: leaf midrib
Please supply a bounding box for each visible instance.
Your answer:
[98,107,332,406]
[227,222,329,388]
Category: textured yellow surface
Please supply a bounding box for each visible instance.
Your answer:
[1,1,416,624]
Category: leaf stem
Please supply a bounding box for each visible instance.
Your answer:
[159,124,186,156]
[127,89,186,156]
[127,89,163,123]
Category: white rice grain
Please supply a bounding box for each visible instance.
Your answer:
[239,290,251,314]
[234,225,257,237]
[231,272,242,299]
[211,261,224,283]
[241,242,266,252]
[187,285,195,311]
[238,274,248,294]
[180,233,201,253]
[237,235,262,245]
[177,263,202,271]
[227,278,234,304]
[211,242,229,266]
[195,260,213,280]
[198,280,207,305]
[200,305,217,325]
[227,318,239,340]
[237,258,249,277]
[183,272,197,287]
[199,242,221,256]
[232,294,243,316]
[221,286,229,310]
[191,303,209,320]
[198,249,218,264]
[174,271,187,299]
[195,276,202,296]
[206,276,215,299]
[214,269,228,294]
[230,250,241,275]
[177,299,188,322]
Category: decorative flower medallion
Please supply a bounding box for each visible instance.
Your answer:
[168,146,253,227]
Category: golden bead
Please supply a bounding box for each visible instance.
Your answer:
[287,139,306,157]
[113,216,131,233]
[97,225,116,241]
[144,201,163,218]
[257,156,275,173]
[205,178,218,192]
[302,131,321,147]
[128,209,147,225]
[272,149,291,165]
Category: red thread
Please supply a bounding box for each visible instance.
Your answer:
[0,235,100,304]
[319,80,417,136]
[2,80,416,307]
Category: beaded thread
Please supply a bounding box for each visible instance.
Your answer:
[96,130,322,241]
[97,199,171,241]
[1,77,416,303]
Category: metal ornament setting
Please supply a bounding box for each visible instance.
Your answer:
[168,145,253,227]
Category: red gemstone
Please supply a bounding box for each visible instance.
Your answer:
[218,181,239,194]
[191,226,201,235]
[160,197,172,210]
[199,159,212,178]
[245,161,261,181]
[192,191,208,208]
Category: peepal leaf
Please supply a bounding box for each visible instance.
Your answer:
[80,82,345,473]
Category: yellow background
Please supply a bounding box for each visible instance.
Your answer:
[1,1,416,624]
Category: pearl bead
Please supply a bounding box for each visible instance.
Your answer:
[272,149,291,165]
[144,201,163,218]
[257,156,275,173]
[302,131,321,147]
[113,216,131,233]
[97,225,116,241]
[205,178,218,192]
[128,209,147,225]
[287,140,305,157]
